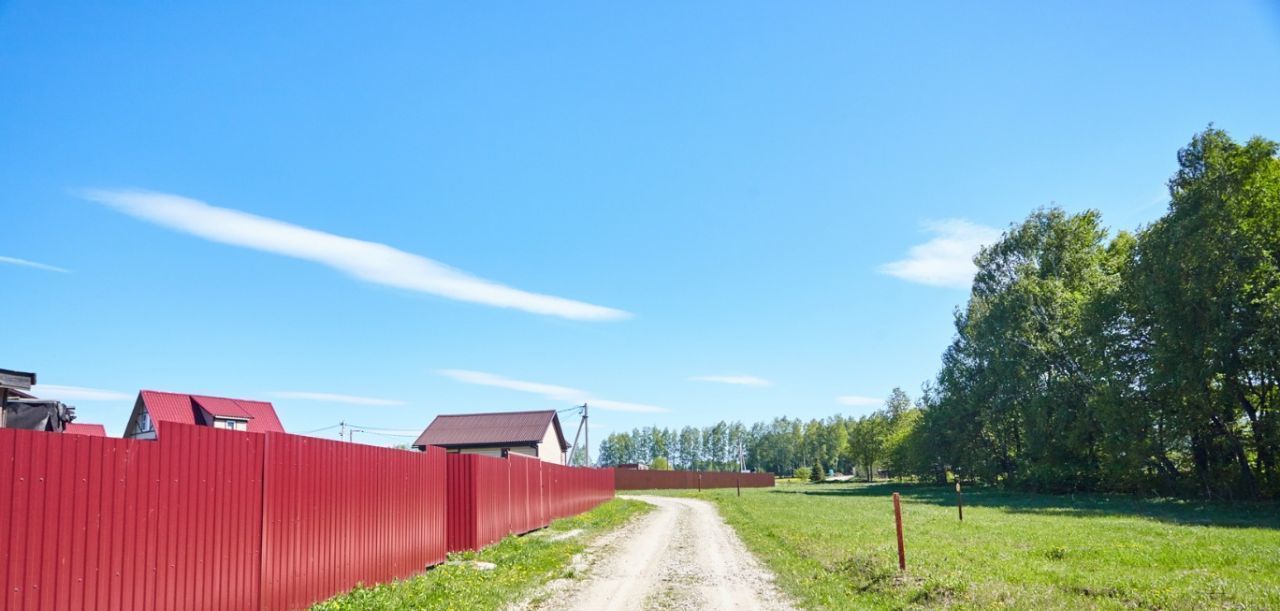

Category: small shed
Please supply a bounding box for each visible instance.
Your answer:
[412,410,570,464]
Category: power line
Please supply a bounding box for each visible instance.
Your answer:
[355,431,417,438]
[344,424,420,436]
[298,423,341,435]
[358,430,418,441]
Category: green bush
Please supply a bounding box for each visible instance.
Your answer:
[792,466,811,481]
[810,460,825,483]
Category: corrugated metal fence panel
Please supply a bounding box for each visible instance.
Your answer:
[443,453,616,556]
[448,453,511,552]
[260,434,446,611]
[2,426,616,610]
[445,453,475,553]
[614,469,775,490]
[508,454,530,535]
[0,424,447,611]
[0,422,264,611]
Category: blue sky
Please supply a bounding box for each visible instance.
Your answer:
[3,2,1279,448]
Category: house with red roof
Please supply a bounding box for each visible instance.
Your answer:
[412,410,569,464]
[122,390,286,439]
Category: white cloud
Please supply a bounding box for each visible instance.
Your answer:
[589,399,671,413]
[30,384,132,402]
[79,189,630,321]
[269,391,406,406]
[836,395,882,407]
[878,219,1001,289]
[0,256,69,273]
[689,375,772,387]
[437,369,668,413]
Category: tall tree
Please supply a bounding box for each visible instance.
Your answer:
[847,413,889,481]
[1128,128,1280,498]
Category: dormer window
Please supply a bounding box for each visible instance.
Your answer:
[214,418,248,430]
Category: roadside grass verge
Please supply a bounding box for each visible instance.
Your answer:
[313,498,651,610]
[641,483,1280,609]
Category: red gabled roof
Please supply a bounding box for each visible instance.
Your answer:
[192,396,253,419]
[65,422,107,437]
[139,390,285,434]
[413,410,568,451]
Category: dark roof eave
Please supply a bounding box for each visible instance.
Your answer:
[415,439,543,449]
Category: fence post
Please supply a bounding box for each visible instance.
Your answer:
[956,482,963,522]
[892,492,906,571]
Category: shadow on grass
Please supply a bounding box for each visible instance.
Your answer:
[785,482,1280,529]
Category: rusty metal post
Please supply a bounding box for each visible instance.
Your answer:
[736,472,741,497]
[956,482,964,521]
[698,473,702,492]
[893,492,906,571]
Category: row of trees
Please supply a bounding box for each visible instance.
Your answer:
[913,128,1280,499]
[596,387,923,480]
[595,422,750,471]
[599,129,1279,500]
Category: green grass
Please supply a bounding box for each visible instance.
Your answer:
[642,483,1280,610]
[313,498,652,611]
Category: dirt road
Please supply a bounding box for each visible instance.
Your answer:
[523,495,795,611]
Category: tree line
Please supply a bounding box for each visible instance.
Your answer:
[600,129,1280,500]
[596,387,922,480]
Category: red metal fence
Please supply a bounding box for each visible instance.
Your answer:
[614,469,775,490]
[260,433,447,611]
[446,453,613,553]
[0,423,613,610]
[1,423,266,611]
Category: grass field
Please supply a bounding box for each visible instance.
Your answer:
[313,498,651,611]
[649,483,1280,610]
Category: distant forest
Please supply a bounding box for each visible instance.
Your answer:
[599,128,1280,500]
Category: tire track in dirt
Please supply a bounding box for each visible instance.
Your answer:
[519,495,795,611]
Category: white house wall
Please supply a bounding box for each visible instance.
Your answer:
[539,423,565,465]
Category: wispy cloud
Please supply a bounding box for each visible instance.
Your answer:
[0,256,69,273]
[269,391,406,406]
[79,189,630,321]
[878,219,1001,289]
[31,384,132,402]
[836,395,882,407]
[437,369,669,413]
[689,375,772,387]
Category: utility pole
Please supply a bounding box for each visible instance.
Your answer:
[583,403,590,467]
[565,404,589,466]
[339,420,347,442]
